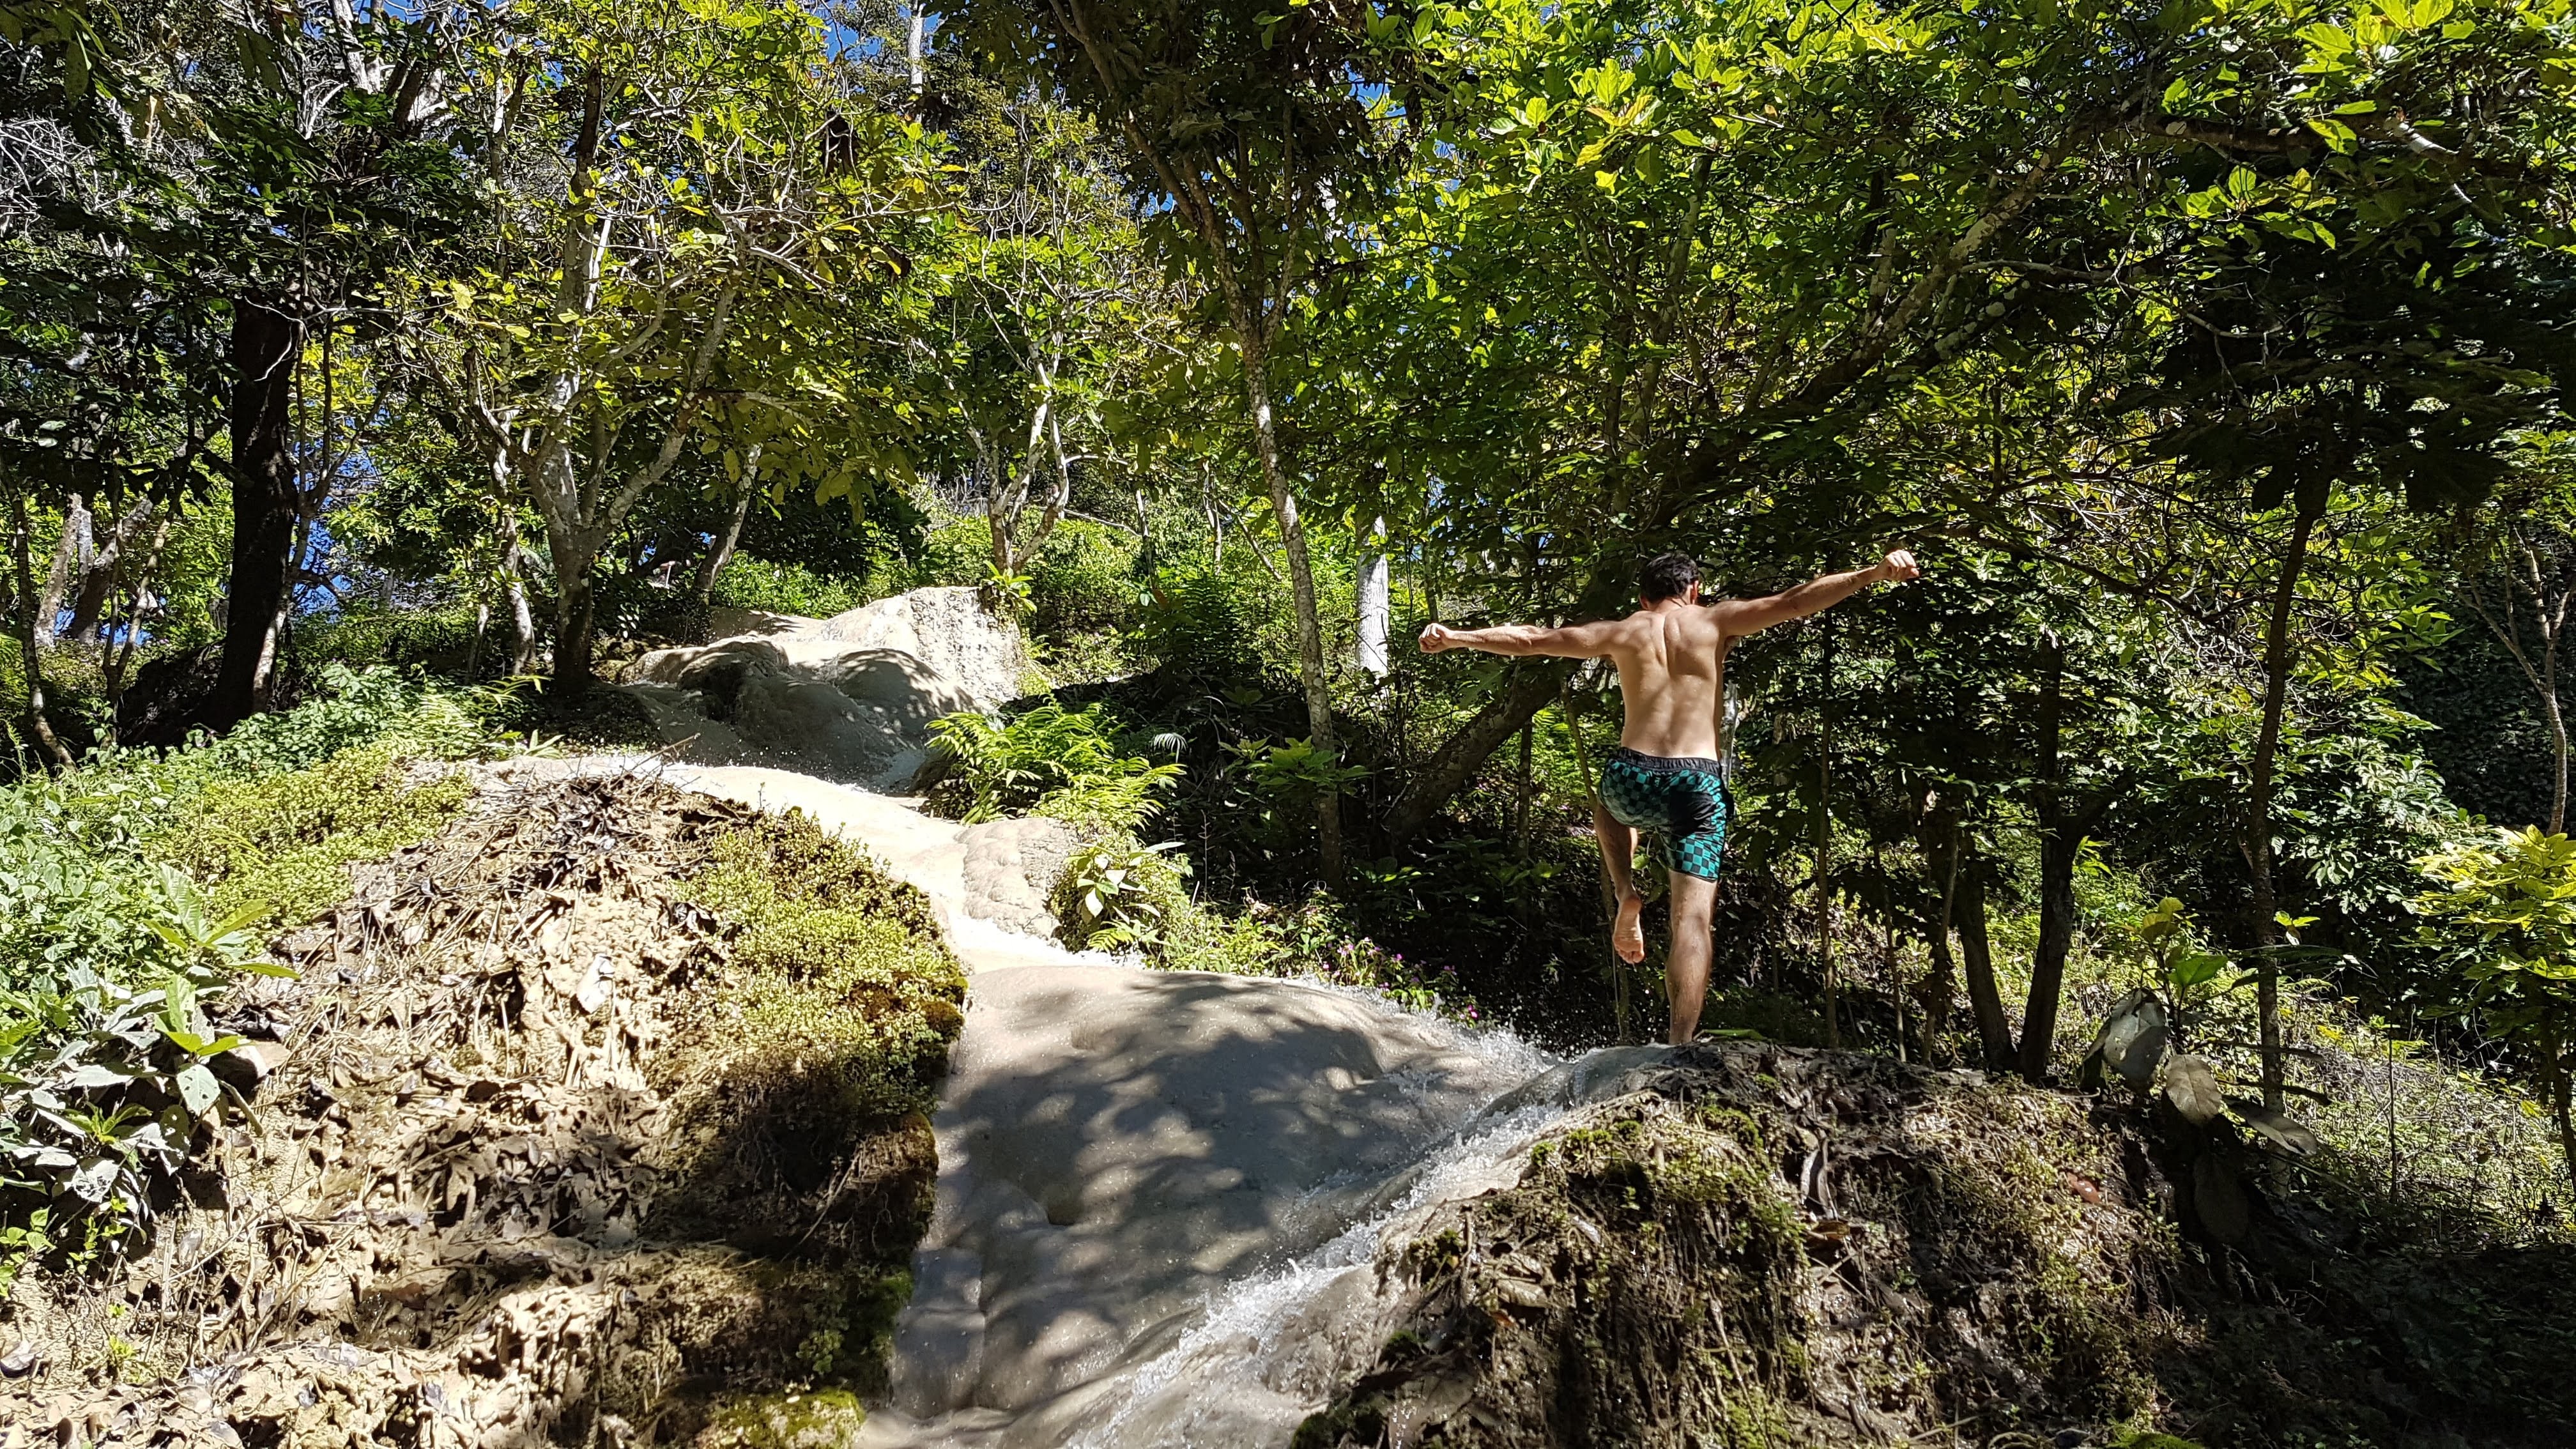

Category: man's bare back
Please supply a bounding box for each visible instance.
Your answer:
[1418,548,1922,1044]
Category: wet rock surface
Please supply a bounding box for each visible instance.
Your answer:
[864,968,1549,1445]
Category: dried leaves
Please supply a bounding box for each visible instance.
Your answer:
[3,770,953,1447]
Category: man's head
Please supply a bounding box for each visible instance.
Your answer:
[1638,551,1702,606]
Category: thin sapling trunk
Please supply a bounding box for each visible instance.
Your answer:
[2247,498,2322,1114]
[7,480,72,769]
[2021,635,2077,1085]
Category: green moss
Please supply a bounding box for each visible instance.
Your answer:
[681,811,965,1122]
[1941,1128,2161,1409]
[696,1388,868,1448]
[162,740,474,928]
[737,1258,919,1390]
[637,810,967,1406]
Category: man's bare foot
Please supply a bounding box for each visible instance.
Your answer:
[1612,891,1646,963]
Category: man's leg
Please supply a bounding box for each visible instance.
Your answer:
[1665,871,1717,1045]
[1591,795,1646,963]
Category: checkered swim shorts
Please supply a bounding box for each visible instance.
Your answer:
[1598,747,1732,882]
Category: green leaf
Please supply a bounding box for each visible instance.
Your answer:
[174,1064,220,1117]
[2170,951,2223,990]
[2295,23,2354,54]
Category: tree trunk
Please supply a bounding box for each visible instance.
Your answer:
[544,487,601,695]
[1514,717,1534,848]
[2023,840,2082,1084]
[1385,659,1574,843]
[1957,861,2016,1071]
[1818,618,1839,1050]
[101,512,168,739]
[213,298,304,728]
[1237,325,1342,882]
[552,555,597,696]
[7,480,72,769]
[1358,521,1390,678]
[505,536,539,676]
[33,491,89,648]
[2021,636,2076,1085]
[2247,500,2322,1114]
[63,497,156,647]
[2458,535,2573,835]
[2546,1024,2576,1196]
[696,484,754,611]
[2543,625,2566,835]
[1916,806,1963,1057]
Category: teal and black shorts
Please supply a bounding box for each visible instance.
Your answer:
[1599,747,1731,882]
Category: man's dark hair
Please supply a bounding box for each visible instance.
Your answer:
[1638,551,1702,603]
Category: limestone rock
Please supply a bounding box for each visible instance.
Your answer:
[620,586,1028,788]
[958,815,1082,938]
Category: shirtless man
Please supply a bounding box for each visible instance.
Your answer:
[1418,548,1921,1045]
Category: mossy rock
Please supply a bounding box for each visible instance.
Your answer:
[695,1388,866,1448]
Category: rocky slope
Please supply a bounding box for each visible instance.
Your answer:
[1292,1042,2576,1449]
[0,767,976,1447]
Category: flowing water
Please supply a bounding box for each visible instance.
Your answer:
[849,964,1587,1449]
[662,763,1660,1448]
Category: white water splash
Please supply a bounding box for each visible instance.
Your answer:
[1062,1101,1574,1449]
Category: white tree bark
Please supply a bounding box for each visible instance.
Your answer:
[1357,517,1389,677]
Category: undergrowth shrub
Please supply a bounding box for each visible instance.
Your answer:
[1030,520,1138,637]
[914,516,990,591]
[1135,564,1266,683]
[296,608,486,675]
[709,554,878,620]
[0,667,492,1286]
[1050,838,1479,1019]
[925,701,1178,828]
[191,663,481,776]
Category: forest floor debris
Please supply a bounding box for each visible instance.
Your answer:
[1295,1041,2576,1449]
[1,767,963,1448]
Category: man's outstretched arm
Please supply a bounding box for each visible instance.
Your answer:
[1710,549,1920,636]
[1418,617,1623,658]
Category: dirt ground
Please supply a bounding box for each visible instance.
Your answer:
[1,768,963,1448]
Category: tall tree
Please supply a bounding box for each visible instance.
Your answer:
[399,0,944,693]
[964,0,1404,878]
[185,3,466,726]
[1321,0,2136,842]
[2454,445,2576,835]
[927,77,1170,590]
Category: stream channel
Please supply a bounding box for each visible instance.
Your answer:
[665,764,1661,1448]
